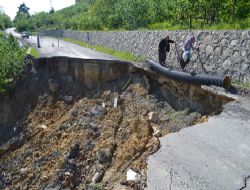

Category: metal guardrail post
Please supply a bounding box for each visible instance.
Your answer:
[37,35,41,48]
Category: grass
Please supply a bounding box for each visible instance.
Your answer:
[87,183,105,190]
[147,22,184,30]
[63,38,146,62]
[0,149,4,156]
[27,47,40,58]
[0,144,11,157]
[44,17,250,32]
[146,19,250,30]
[233,82,250,89]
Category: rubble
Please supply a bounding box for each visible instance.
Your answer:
[91,172,103,184]
[148,112,159,123]
[63,96,73,104]
[37,124,48,129]
[113,95,118,108]
[152,126,162,138]
[127,169,138,181]
[96,148,112,164]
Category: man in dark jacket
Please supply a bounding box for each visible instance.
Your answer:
[158,36,175,66]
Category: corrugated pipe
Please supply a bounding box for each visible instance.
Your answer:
[147,59,231,90]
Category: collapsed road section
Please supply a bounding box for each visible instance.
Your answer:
[0,57,235,190]
[147,94,250,190]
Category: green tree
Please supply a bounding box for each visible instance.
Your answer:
[14,3,31,32]
[17,3,30,15]
[0,34,27,92]
[12,0,250,31]
[0,13,12,30]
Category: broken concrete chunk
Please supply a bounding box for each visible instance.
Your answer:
[20,167,29,174]
[96,148,112,164]
[91,106,107,116]
[127,168,138,181]
[91,172,103,183]
[114,95,118,108]
[63,96,73,104]
[152,126,162,138]
[154,131,162,138]
[64,172,71,176]
[37,124,47,129]
[148,112,159,123]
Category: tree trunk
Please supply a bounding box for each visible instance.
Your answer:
[189,15,192,29]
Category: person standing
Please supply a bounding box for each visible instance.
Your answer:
[180,35,199,70]
[158,36,175,66]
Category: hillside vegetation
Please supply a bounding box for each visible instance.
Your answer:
[0,13,12,30]
[0,33,27,92]
[15,0,250,32]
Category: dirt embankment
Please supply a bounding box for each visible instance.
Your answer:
[0,71,203,190]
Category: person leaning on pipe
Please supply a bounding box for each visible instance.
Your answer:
[158,35,175,67]
[179,35,199,70]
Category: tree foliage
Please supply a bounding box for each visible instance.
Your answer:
[14,3,31,32]
[14,0,250,32]
[0,13,12,30]
[0,33,27,92]
[17,3,30,15]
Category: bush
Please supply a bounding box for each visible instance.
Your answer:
[77,14,103,30]
[0,34,27,92]
[0,13,12,30]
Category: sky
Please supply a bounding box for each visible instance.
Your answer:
[0,0,75,19]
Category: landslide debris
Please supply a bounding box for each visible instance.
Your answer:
[0,73,202,190]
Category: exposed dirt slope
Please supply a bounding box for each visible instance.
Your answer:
[0,73,202,190]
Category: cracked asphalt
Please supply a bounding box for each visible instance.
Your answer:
[147,95,250,190]
[240,175,250,190]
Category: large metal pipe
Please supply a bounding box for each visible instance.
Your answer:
[147,59,231,89]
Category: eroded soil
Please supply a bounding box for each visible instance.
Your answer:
[0,73,204,190]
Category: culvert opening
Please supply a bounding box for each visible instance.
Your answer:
[0,58,234,190]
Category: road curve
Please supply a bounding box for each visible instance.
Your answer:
[5,28,117,60]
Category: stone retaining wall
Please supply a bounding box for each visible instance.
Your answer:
[42,29,250,83]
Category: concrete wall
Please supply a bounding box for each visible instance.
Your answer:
[42,29,250,83]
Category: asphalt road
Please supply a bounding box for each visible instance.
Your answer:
[5,28,117,60]
[147,95,250,190]
[5,28,21,38]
